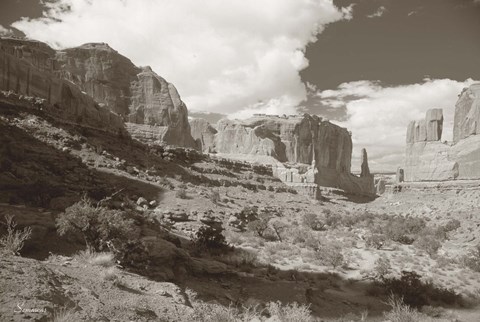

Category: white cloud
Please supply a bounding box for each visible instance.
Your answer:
[317,79,477,172]
[13,0,352,117]
[367,6,387,18]
[0,25,14,36]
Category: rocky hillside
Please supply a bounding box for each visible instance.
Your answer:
[404,84,480,181]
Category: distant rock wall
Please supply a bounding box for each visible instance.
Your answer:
[190,118,217,153]
[0,38,125,135]
[453,83,480,143]
[404,85,480,181]
[190,114,375,196]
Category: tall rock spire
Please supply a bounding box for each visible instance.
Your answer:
[360,148,370,177]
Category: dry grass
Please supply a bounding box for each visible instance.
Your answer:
[0,215,32,255]
[52,307,77,322]
[75,249,115,267]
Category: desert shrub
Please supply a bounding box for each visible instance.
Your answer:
[379,271,461,308]
[247,213,270,238]
[56,197,138,251]
[414,234,442,257]
[209,189,221,204]
[193,226,229,254]
[365,233,387,250]
[0,215,32,255]
[75,249,115,267]
[383,295,423,322]
[52,307,77,322]
[312,242,345,269]
[266,301,313,322]
[176,187,188,199]
[269,219,287,242]
[443,219,461,232]
[324,211,342,228]
[461,244,480,272]
[302,213,325,231]
[185,302,262,322]
[373,255,391,278]
[383,217,426,244]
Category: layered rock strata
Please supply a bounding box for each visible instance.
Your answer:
[404,84,480,181]
[190,114,376,196]
[0,38,125,135]
[0,37,196,147]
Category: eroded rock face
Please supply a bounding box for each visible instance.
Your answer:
[0,38,125,135]
[454,83,480,143]
[189,118,217,153]
[404,85,480,181]
[406,108,443,143]
[200,114,374,196]
[55,43,196,148]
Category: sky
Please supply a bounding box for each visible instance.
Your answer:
[1,0,479,172]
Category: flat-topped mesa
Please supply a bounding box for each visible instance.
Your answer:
[0,37,125,135]
[190,113,375,197]
[404,85,480,182]
[453,83,480,143]
[406,108,443,143]
[55,43,196,148]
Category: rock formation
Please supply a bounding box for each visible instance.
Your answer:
[0,38,125,135]
[192,114,375,196]
[360,148,370,177]
[0,37,196,148]
[404,84,480,181]
[453,83,480,142]
[55,43,196,148]
[190,118,218,153]
[406,108,443,143]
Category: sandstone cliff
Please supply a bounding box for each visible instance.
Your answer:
[0,38,125,135]
[190,118,217,153]
[404,85,480,182]
[0,37,196,148]
[55,43,196,148]
[453,83,480,143]
[195,114,375,196]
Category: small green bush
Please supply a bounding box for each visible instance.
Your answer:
[365,233,387,250]
[193,226,229,254]
[462,244,480,272]
[302,213,325,231]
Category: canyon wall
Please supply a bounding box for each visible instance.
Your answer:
[404,84,480,181]
[0,37,196,147]
[0,38,125,135]
[190,114,375,196]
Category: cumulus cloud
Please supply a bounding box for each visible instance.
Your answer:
[315,79,477,172]
[367,6,387,18]
[0,24,14,36]
[12,0,352,117]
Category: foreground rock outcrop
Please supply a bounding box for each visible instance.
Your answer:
[0,37,196,147]
[190,114,375,197]
[404,84,480,181]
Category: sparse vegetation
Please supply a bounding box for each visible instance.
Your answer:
[462,244,480,272]
[56,197,138,252]
[0,215,32,255]
[193,225,229,254]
